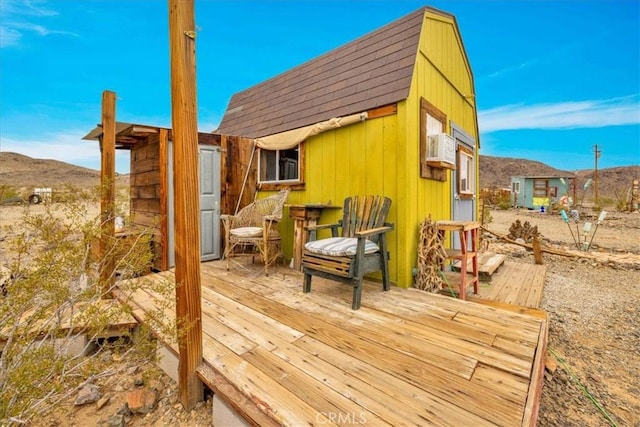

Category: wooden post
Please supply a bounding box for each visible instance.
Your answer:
[169,0,204,409]
[532,237,544,265]
[159,128,169,271]
[99,90,116,296]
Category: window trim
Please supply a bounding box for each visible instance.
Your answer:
[257,142,306,191]
[457,144,475,199]
[420,98,448,181]
[533,178,549,197]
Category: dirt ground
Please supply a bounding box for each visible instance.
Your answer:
[485,208,640,427]
[2,203,639,426]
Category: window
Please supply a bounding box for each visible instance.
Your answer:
[512,181,520,194]
[533,179,548,197]
[258,145,303,185]
[457,145,475,196]
[420,98,448,181]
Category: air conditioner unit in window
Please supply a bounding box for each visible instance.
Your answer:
[426,133,456,168]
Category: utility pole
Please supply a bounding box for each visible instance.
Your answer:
[593,145,601,205]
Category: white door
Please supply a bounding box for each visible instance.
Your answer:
[167,143,221,267]
[451,123,476,250]
[199,145,221,261]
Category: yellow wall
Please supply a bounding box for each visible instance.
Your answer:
[279,113,400,283]
[266,10,478,288]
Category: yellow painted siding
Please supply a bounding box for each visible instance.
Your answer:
[396,11,479,287]
[261,10,478,289]
[278,115,400,283]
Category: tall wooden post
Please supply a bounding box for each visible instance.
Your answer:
[100,90,116,296]
[169,0,204,409]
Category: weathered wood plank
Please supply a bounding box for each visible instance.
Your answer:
[203,275,528,426]
[269,340,485,426]
[202,335,338,426]
[118,262,547,427]
[243,347,393,426]
[296,335,522,427]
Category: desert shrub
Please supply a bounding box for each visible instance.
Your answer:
[0,189,176,424]
[0,185,19,201]
[612,188,632,212]
[479,199,492,226]
[497,199,511,210]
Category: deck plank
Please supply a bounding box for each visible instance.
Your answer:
[204,273,534,425]
[116,260,547,427]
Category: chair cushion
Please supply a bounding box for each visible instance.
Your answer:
[304,237,379,257]
[230,226,263,238]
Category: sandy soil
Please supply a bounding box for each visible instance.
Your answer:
[485,208,640,427]
[2,203,639,426]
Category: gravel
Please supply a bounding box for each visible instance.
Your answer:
[487,208,640,427]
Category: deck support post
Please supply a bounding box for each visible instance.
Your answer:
[99,90,116,297]
[169,0,204,409]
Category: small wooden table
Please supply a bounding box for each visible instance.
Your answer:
[435,220,480,300]
[288,204,341,271]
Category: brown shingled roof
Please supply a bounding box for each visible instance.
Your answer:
[215,7,431,138]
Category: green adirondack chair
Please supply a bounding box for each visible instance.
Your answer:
[302,195,393,309]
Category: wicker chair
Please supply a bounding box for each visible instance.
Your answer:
[220,189,289,275]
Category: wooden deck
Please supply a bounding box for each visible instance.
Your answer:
[116,260,547,426]
[470,261,547,309]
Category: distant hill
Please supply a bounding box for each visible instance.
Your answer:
[0,152,104,189]
[1,151,637,202]
[480,155,640,201]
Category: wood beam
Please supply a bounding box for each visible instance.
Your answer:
[159,128,169,271]
[168,0,204,409]
[100,90,116,296]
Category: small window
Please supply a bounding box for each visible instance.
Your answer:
[533,179,548,197]
[512,181,520,193]
[458,146,475,196]
[258,145,302,184]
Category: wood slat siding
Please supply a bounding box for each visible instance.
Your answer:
[130,134,163,269]
[126,132,255,271]
[118,261,546,426]
[400,10,478,290]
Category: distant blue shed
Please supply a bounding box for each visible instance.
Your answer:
[510,175,576,209]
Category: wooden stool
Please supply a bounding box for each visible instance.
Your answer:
[435,220,479,300]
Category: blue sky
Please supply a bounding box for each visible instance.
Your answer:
[1,0,638,174]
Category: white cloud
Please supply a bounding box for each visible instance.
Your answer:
[488,59,537,79]
[479,96,640,133]
[0,0,76,48]
[0,24,21,47]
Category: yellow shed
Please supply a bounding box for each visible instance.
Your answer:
[216,6,479,288]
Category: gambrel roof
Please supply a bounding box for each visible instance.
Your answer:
[215,7,446,138]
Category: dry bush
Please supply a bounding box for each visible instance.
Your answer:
[0,187,175,424]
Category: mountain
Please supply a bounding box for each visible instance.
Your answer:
[0,152,101,189]
[1,151,637,202]
[479,155,640,202]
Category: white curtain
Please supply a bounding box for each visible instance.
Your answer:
[254,112,368,150]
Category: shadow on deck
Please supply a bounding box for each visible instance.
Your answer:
[116,259,547,426]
